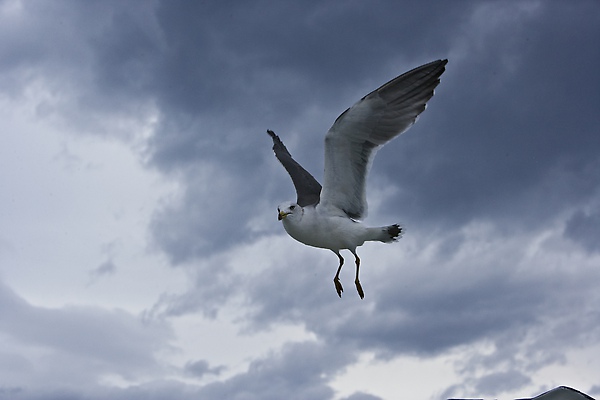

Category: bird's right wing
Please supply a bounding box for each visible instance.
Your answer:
[267,130,322,207]
[320,59,448,219]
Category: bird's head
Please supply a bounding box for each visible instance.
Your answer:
[277,201,301,221]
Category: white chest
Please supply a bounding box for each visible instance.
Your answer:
[281,209,366,251]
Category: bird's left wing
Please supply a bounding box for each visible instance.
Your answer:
[267,130,322,207]
[320,59,448,219]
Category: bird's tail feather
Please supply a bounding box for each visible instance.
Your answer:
[368,224,403,243]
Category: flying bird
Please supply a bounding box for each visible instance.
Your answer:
[268,59,447,299]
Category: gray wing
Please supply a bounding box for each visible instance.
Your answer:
[267,130,322,207]
[320,59,448,219]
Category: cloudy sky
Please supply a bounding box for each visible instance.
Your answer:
[1,1,599,399]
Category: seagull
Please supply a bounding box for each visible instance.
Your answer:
[268,59,447,299]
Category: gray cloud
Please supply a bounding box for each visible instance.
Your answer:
[340,393,384,400]
[564,209,600,253]
[89,259,117,278]
[0,281,172,388]
[5,340,361,400]
[441,369,532,400]
[193,340,354,400]
[183,359,225,378]
[475,370,531,396]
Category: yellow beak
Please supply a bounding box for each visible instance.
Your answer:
[278,211,289,220]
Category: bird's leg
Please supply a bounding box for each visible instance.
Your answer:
[352,251,364,299]
[333,252,344,298]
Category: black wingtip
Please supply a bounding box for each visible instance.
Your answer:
[440,58,449,71]
[437,59,449,75]
[267,129,286,152]
[267,129,281,146]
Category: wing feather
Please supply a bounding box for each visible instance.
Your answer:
[319,59,448,219]
[267,130,322,207]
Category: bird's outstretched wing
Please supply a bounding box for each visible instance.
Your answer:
[319,59,448,219]
[267,130,322,207]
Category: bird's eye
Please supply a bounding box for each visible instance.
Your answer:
[290,205,295,210]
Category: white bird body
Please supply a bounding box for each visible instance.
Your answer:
[279,202,396,251]
[268,59,447,298]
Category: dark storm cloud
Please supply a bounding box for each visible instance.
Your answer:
[378,1,600,231]
[0,0,160,140]
[149,0,462,121]
[148,158,278,264]
[145,0,600,264]
[142,0,471,261]
[3,0,598,263]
